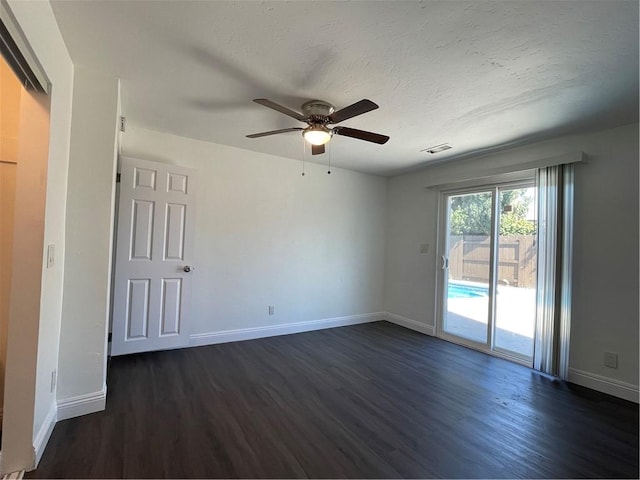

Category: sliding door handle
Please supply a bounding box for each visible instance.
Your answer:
[441,255,449,270]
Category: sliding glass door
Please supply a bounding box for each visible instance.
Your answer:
[440,182,537,363]
[442,191,493,345]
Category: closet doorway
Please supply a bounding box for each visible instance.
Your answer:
[0,19,52,471]
[0,53,22,437]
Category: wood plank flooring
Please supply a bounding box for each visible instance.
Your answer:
[28,322,638,478]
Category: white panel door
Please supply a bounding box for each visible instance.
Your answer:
[111,157,196,356]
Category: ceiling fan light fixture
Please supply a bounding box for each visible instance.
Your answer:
[303,125,332,145]
[247,98,389,149]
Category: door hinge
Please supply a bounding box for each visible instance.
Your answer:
[120,116,126,132]
[116,173,121,183]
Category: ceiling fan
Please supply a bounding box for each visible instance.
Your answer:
[246,98,390,155]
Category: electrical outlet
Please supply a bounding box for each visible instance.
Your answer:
[47,244,55,268]
[50,369,57,392]
[268,305,275,315]
[419,243,429,253]
[603,352,618,369]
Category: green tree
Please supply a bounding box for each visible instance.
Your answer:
[500,212,537,235]
[450,192,492,235]
[449,189,536,236]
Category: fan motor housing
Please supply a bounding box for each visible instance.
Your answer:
[301,100,334,118]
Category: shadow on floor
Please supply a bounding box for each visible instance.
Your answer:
[445,312,533,357]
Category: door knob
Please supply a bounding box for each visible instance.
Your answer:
[183,265,194,273]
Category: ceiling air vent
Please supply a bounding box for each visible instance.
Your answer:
[421,143,452,154]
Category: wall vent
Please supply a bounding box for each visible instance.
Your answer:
[421,143,452,154]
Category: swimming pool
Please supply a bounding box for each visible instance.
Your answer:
[448,282,488,299]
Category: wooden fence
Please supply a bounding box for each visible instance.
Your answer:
[448,235,537,288]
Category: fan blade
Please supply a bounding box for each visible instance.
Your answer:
[334,126,389,144]
[311,144,325,155]
[246,128,303,138]
[328,99,379,124]
[253,99,306,122]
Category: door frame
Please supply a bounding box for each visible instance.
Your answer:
[434,175,537,367]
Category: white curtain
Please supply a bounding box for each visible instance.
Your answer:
[533,164,574,378]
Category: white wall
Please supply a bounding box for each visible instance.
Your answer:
[568,124,639,399]
[4,0,74,471]
[57,66,119,408]
[122,127,388,338]
[385,123,639,400]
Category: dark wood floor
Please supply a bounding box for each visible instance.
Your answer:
[29,321,638,478]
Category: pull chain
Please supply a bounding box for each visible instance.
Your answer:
[327,141,331,175]
[301,139,306,176]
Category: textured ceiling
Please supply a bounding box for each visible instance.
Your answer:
[50,0,638,176]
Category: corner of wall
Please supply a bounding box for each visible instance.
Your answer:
[385,312,435,336]
[33,400,57,467]
[57,384,106,421]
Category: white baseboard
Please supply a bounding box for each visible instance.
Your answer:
[190,312,386,348]
[33,401,57,467]
[568,368,639,403]
[1,468,25,479]
[386,312,435,336]
[57,385,107,421]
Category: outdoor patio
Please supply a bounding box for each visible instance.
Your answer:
[445,283,536,358]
